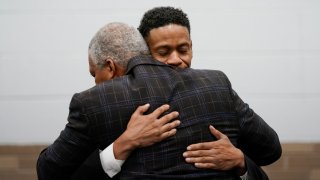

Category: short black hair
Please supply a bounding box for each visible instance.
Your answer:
[138,6,190,39]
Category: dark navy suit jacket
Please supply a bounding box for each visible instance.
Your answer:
[37,56,281,180]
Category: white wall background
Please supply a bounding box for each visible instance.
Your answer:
[0,0,319,144]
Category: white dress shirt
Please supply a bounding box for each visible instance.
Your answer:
[99,143,125,177]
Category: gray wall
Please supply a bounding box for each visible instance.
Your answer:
[1,0,319,144]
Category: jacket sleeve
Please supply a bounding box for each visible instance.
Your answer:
[232,90,282,166]
[71,149,111,180]
[37,93,97,180]
[243,155,269,180]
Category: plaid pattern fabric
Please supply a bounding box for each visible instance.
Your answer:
[37,56,281,180]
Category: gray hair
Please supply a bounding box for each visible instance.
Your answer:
[88,22,150,69]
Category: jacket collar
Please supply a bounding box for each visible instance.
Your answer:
[125,55,170,75]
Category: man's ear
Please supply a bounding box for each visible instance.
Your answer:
[104,58,117,78]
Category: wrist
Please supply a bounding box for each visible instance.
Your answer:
[234,149,247,176]
[113,131,138,160]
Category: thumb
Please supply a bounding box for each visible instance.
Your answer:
[209,125,226,140]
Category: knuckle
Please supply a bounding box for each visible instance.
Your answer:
[155,129,161,135]
[192,151,199,156]
[199,157,205,162]
[166,131,173,137]
[162,116,170,122]
[152,123,160,128]
[167,123,174,129]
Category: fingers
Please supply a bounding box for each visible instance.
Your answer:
[160,119,180,133]
[133,103,150,116]
[150,104,170,118]
[186,142,213,151]
[183,149,213,158]
[194,163,215,169]
[184,153,219,170]
[158,111,179,124]
[209,125,227,140]
[158,111,180,139]
[160,128,177,139]
[185,156,215,164]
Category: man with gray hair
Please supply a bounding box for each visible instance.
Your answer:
[89,22,149,71]
[37,22,180,179]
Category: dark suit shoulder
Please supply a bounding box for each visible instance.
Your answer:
[75,75,130,105]
[178,68,231,87]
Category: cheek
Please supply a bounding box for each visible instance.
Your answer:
[186,52,193,66]
[180,54,192,67]
[151,53,167,63]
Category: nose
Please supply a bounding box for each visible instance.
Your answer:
[166,52,182,67]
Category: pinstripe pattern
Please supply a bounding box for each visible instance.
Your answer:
[37,56,280,180]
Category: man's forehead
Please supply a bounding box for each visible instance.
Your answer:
[147,25,191,46]
[149,24,190,36]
